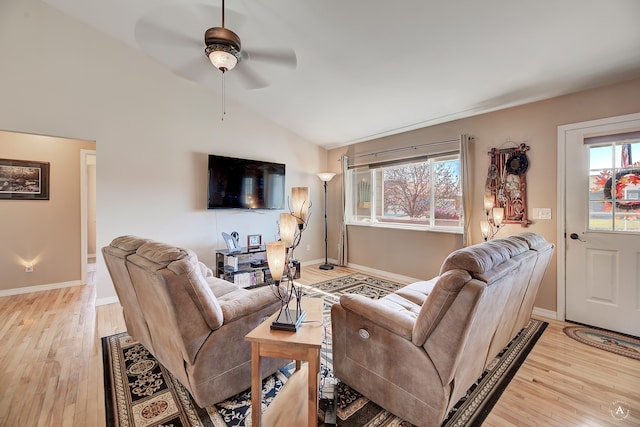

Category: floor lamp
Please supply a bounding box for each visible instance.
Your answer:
[317,172,336,270]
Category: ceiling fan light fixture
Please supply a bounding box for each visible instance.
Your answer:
[206,44,240,72]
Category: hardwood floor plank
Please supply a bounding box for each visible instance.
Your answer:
[0,264,638,426]
[485,318,640,426]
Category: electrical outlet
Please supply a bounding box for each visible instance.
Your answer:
[306,244,311,251]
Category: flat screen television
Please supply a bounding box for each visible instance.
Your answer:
[208,154,286,209]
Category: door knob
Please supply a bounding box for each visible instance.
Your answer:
[569,233,585,242]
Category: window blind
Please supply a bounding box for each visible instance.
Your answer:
[583,130,640,145]
[348,138,460,169]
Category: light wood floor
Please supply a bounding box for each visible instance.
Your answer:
[0,264,638,426]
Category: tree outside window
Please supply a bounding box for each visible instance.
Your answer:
[383,162,431,223]
[433,159,462,226]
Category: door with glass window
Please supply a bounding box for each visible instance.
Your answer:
[564,115,640,337]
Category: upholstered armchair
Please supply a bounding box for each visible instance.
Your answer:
[331,233,554,426]
[103,235,288,407]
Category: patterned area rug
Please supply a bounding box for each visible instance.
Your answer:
[103,273,547,426]
[563,325,640,360]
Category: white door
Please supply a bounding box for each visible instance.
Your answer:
[561,113,640,337]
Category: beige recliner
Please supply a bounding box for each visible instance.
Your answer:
[331,233,554,426]
[103,235,287,407]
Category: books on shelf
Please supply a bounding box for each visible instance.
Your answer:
[233,269,267,288]
[254,269,265,285]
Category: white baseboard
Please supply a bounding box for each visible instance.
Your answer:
[299,258,344,269]
[0,280,83,297]
[532,306,557,320]
[96,295,120,306]
[346,262,422,284]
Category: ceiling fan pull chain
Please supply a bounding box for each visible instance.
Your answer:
[221,72,226,121]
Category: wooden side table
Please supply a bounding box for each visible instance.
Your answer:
[245,297,324,427]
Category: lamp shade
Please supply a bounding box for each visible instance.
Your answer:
[480,220,491,240]
[484,194,494,212]
[492,207,504,226]
[279,213,297,248]
[291,187,310,225]
[266,241,286,282]
[317,172,336,182]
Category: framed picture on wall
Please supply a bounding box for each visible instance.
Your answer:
[0,158,50,200]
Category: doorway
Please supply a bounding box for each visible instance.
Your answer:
[558,113,640,337]
[81,149,96,285]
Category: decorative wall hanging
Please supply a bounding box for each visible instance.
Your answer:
[486,143,532,227]
[0,158,50,200]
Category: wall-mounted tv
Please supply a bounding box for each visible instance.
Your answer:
[208,154,286,210]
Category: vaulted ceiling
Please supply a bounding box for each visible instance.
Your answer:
[42,0,640,148]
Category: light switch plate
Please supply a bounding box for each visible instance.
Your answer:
[533,208,552,220]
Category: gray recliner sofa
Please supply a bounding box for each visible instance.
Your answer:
[331,232,554,426]
[102,235,287,407]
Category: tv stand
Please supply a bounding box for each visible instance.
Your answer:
[215,246,300,289]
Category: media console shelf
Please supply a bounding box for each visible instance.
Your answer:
[216,246,269,289]
[215,246,301,289]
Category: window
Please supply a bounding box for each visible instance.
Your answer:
[347,154,463,231]
[588,141,640,232]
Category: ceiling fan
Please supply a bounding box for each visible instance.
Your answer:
[134,0,297,90]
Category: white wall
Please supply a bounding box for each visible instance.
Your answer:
[0,0,327,303]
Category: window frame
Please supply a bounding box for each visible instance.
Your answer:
[587,141,640,233]
[346,153,463,233]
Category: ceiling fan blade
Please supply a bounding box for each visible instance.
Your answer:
[242,48,297,68]
[134,3,246,50]
[234,64,270,90]
[134,19,201,50]
[175,55,214,83]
